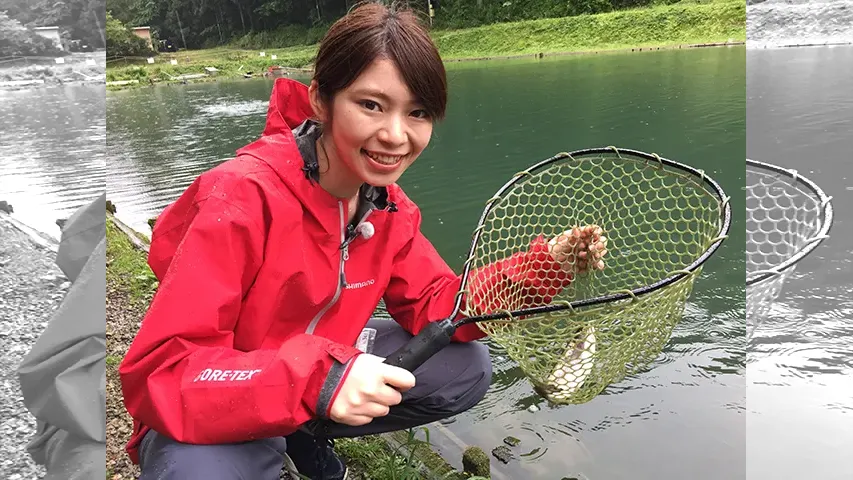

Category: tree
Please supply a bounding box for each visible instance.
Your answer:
[106,11,151,56]
[0,11,64,56]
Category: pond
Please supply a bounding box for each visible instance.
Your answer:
[100,45,746,479]
[746,44,853,480]
[0,85,106,239]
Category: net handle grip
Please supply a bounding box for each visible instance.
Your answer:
[383,319,456,372]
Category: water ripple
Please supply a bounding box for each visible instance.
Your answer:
[0,85,106,238]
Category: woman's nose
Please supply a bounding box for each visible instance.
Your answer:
[378,116,406,145]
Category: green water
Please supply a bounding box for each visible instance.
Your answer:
[106,46,746,479]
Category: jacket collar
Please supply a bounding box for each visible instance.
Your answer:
[235,78,396,232]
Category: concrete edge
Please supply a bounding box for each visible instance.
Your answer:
[441,41,746,64]
[0,211,59,252]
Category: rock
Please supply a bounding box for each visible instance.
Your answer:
[491,445,513,464]
[56,218,67,229]
[106,200,116,214]
[503,435,520,447]
[0,200,13,214]
[147,216,158,230]
[462,446,490,477]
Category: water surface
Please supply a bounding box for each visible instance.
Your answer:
[746,45,853,480]
[0,85,106,239]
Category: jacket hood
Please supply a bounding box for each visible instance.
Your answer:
[57,193,106,281]
[261,77,315,137]
[236,78,397,233]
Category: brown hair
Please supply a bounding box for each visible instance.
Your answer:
[312,1,447,121]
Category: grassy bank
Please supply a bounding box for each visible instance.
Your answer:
[104,213,490,480]
[0,51,106,89]
[106,0,744,88]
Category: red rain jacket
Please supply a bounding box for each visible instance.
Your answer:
[118,78,573,464]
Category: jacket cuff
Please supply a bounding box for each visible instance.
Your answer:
[315,352,362,419]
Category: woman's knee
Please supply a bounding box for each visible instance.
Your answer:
[138,430,287,480]
[452,340,493,412]
[419,340,492,416]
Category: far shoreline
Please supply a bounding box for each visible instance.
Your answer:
[102,40,746,92]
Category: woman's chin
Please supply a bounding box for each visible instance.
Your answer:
[359,172,402,187]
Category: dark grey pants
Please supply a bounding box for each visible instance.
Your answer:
[138,318,492,480]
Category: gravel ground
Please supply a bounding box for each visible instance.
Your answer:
[0,214,69,479]
[105,285,144,480]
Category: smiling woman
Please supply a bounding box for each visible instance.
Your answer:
[115,3,609,480]
[307,57,437,208]
[303,2,446,211]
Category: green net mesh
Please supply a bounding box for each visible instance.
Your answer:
[461,149,728,405]
[746,159,833,339]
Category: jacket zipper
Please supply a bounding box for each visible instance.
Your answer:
[304,202,375,335]
[305,201,348,335]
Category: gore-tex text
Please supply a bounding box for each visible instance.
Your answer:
[192,368,262,382]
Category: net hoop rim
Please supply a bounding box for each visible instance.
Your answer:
[745,158,834,286]
[452,146,732,318]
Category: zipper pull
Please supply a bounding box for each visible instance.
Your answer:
[340,244,349,288]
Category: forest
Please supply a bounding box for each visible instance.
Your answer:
[0,0,105,56]
[105,0,673,51]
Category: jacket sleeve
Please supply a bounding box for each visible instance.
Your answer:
[118,185,362,446]
[17,210,107,448]
[383,206,574,343]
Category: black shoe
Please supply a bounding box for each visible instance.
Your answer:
[285,430,348,480]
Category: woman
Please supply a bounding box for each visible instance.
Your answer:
[119,3,606,480]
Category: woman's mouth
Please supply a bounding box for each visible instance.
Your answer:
[362,149,404,166]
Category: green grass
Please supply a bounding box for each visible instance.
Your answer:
[106,45,317,86]
[105,1,744,88]
[105,218,158,302]
[433,1,745,59]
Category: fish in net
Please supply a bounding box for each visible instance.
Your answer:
[384,147,732,405]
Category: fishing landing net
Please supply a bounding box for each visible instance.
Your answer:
[746,159,833,339]
[457,148,731,405]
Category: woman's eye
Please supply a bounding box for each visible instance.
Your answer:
[411,109,430,119]
[361,100,380,111]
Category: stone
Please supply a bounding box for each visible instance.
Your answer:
[503,435,520,447]
[462,446,490,477]
[491,445,513,464]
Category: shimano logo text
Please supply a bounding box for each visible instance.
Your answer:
[192,368,262,382]
[346,279,375,290]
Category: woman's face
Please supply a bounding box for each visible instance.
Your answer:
[313,57,435,188]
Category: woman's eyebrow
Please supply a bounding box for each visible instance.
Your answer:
[350,88,392,102]
[350,88,420,107]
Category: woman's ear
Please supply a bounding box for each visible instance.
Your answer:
[308,80,327,123]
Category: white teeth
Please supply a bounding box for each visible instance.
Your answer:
[364,150,403,165]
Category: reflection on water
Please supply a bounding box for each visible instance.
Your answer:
[106,47,746,479]
[0,85,106,239]
[747,45,853,479]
